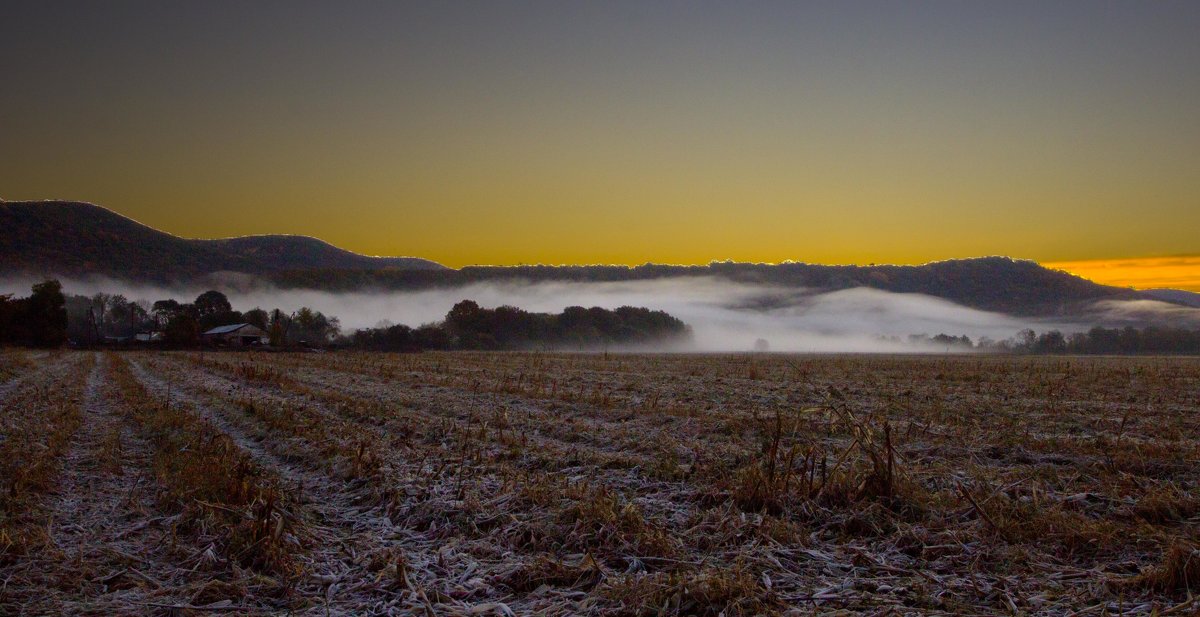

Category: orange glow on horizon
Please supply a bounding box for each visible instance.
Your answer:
[2,5,1197,272]
[1044,256,1200,292]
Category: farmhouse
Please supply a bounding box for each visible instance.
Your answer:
[202,323,268,346]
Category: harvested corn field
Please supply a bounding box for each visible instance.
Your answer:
[1,350,1198,616]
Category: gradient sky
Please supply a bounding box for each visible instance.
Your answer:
[2,2,1199,282]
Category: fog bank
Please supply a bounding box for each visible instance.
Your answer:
[1,274,1107,352]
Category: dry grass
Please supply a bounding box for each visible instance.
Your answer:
[110,356,304,580]
[0,349,35,381]
[0,353,91,558]
[2,350,1198,615]
[1131,541,1200,594]
[603,563,779,617]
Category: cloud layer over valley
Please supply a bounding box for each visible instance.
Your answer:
[8,274,1135,352]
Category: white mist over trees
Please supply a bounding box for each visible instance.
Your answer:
[6,275,1200,352]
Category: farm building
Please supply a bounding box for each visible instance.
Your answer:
[202,323,268,346]
[135,331,164,343]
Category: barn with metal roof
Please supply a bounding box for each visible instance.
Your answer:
[201,323,268,346]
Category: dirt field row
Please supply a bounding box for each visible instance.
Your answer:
[1,350,1197,615]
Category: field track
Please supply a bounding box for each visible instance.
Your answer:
[1,350,1198,615]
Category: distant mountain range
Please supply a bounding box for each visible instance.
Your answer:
[0,200,444,278]
[0,199,1185,318]
[1143,288,1200,308]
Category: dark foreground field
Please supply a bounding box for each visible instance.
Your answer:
[1,350,1197,616]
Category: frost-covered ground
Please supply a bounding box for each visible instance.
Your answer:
[2,350,1198,615]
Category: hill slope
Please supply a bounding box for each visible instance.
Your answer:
[1143,288,1200,308]
[269,257,1144,316]
[0,199,1156,317]
[0,200,444,280]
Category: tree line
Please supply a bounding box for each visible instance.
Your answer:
[4,279,1198,354]
[902,326,1200,355]
[1002,326,1200,355]
[1,280,691,351]
[351,300,693,351]
[63,288,340,348]
[0,280,69,347]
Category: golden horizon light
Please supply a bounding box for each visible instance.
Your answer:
[1044,256,1200,292]
[0,4,1197,281]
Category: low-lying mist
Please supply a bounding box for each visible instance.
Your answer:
[1,273,1099,352]
[1085,298,1200,328]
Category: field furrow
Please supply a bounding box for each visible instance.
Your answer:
[128,355,514,616]
[0,350,70,404]
[0,352,93,561]
[177,353,660,472]
[1,354,216,614]
[3,350,1197,615]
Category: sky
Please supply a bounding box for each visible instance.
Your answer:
[2,2,1198,288]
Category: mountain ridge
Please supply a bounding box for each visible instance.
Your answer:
[1143,288,1200,308]
[0,200,445,278]
[0,199,1178,318]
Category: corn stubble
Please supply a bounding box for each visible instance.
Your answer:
[0,350,1197,615]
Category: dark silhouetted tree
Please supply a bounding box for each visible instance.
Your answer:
[244,307,270,330]
[23,280,68,347]
[164,312,200,346]
[1034,330,1067,354]
[194,290,232,318]
[152,299,182,328]
[0,294,18,344]
[291,307,339,345]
